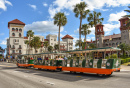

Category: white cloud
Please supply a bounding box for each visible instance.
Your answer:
[0,40,6,45]
[0,33,4,35]
[0,0,12,11]
[48,0,130,18]
[43,3,48,7]
[24,21,64,33]
[108,11,127,22]
[28,4,37,10]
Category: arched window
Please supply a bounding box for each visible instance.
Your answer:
[19,28,22,32]
[19,33,21,37]
[12,33,15,36]
[16,28,18,32]
[12,28,15,31]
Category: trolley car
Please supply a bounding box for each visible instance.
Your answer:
[16,47,121,76]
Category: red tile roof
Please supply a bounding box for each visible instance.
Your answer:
[44,39,49,41]
[62,34,73,39]
[8,19,25,27]
[24,37,28,39]
[103,34,121,40]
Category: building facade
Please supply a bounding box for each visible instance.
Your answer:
[88,17,130,48]
[6,19,73,59]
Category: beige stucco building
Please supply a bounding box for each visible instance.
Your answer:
[6,19,73,59]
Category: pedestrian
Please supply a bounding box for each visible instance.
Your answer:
[63,55,68,60]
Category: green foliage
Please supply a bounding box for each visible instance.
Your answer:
[30,36,41,53]
[44,41,49,52]
[89,43,96,49]
[118,43,130,58]
[48,46,53,52]
[110,54,118,59]
[54,44,59,51]
[124,6,130,29]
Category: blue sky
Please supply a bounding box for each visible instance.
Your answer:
[0,0,130,51]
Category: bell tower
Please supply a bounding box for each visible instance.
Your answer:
[96,24,104,48]
[119,17,130,44]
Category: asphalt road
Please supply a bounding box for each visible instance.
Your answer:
[0,62,130,88]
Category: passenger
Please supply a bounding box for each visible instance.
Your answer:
[30,57,33,60]
[59,56,64,60]
[63,55,68,60]
[56,56,59,60]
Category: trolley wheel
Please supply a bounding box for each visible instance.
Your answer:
[38,68,41,70]
[97,74,105,77]
[70,71,73,73]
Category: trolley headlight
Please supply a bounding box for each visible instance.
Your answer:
[89,62,92,65]
[107,62,110,66]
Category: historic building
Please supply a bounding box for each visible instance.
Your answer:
[87,17,130,48]
[6,19,73,59]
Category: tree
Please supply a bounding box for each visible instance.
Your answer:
[44,41,49,52]
[81,24,91,49]
[87,11,104,47]
[124,6,130,29]
[73,2,90,50]
[26,30,34,54]
[118,43,130,58]
[48,46,53,53]
[53,12,67,52]
[75,40,85,50]
[54,44,59,52]
[89,43,96,49]
[30,37,41,53]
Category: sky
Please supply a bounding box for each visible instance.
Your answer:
[0,0,130,52]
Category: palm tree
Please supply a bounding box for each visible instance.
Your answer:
[44,41,49,52]
[26,30,34,54]
[124,6,130,29]
[81,24,91,49]
[54,44,59,52]
[53,12,67,52]
[48,46,53,53]
[87,11,104,47]
[30,37,41,53]
[73,2,90,50]
[25,40,29,54]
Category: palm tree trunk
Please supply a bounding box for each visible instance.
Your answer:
[95,27,97,48]
[79,16,82,50]
[85,35,87,49]
[58,25,61,52]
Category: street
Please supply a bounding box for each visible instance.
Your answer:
[0,62,130,88]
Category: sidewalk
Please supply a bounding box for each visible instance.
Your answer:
[120,65,130,71]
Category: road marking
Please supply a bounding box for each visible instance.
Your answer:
[0,65,13,67]
[76,76,81,77]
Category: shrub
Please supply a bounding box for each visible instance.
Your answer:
[110,54,117,59]
[121,59,126,64]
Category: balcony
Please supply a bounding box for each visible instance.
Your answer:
[12,53,22,55]
[18,47,22,49]
[60,49,66,51]
[60,45,65,47]
[12,47,15,49]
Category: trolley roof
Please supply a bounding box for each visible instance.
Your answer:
[66,47,121,54]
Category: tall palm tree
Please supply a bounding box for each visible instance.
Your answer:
[54,44,59,52]
[26,30,34,54]
[48,46,53,53]
[87,11,104,47]
[81,24,91,49]
[30,37,41,53]
[53,12,67,52]
[44,41,49,52]
[124,6,130,29]
[73,2,90,50]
